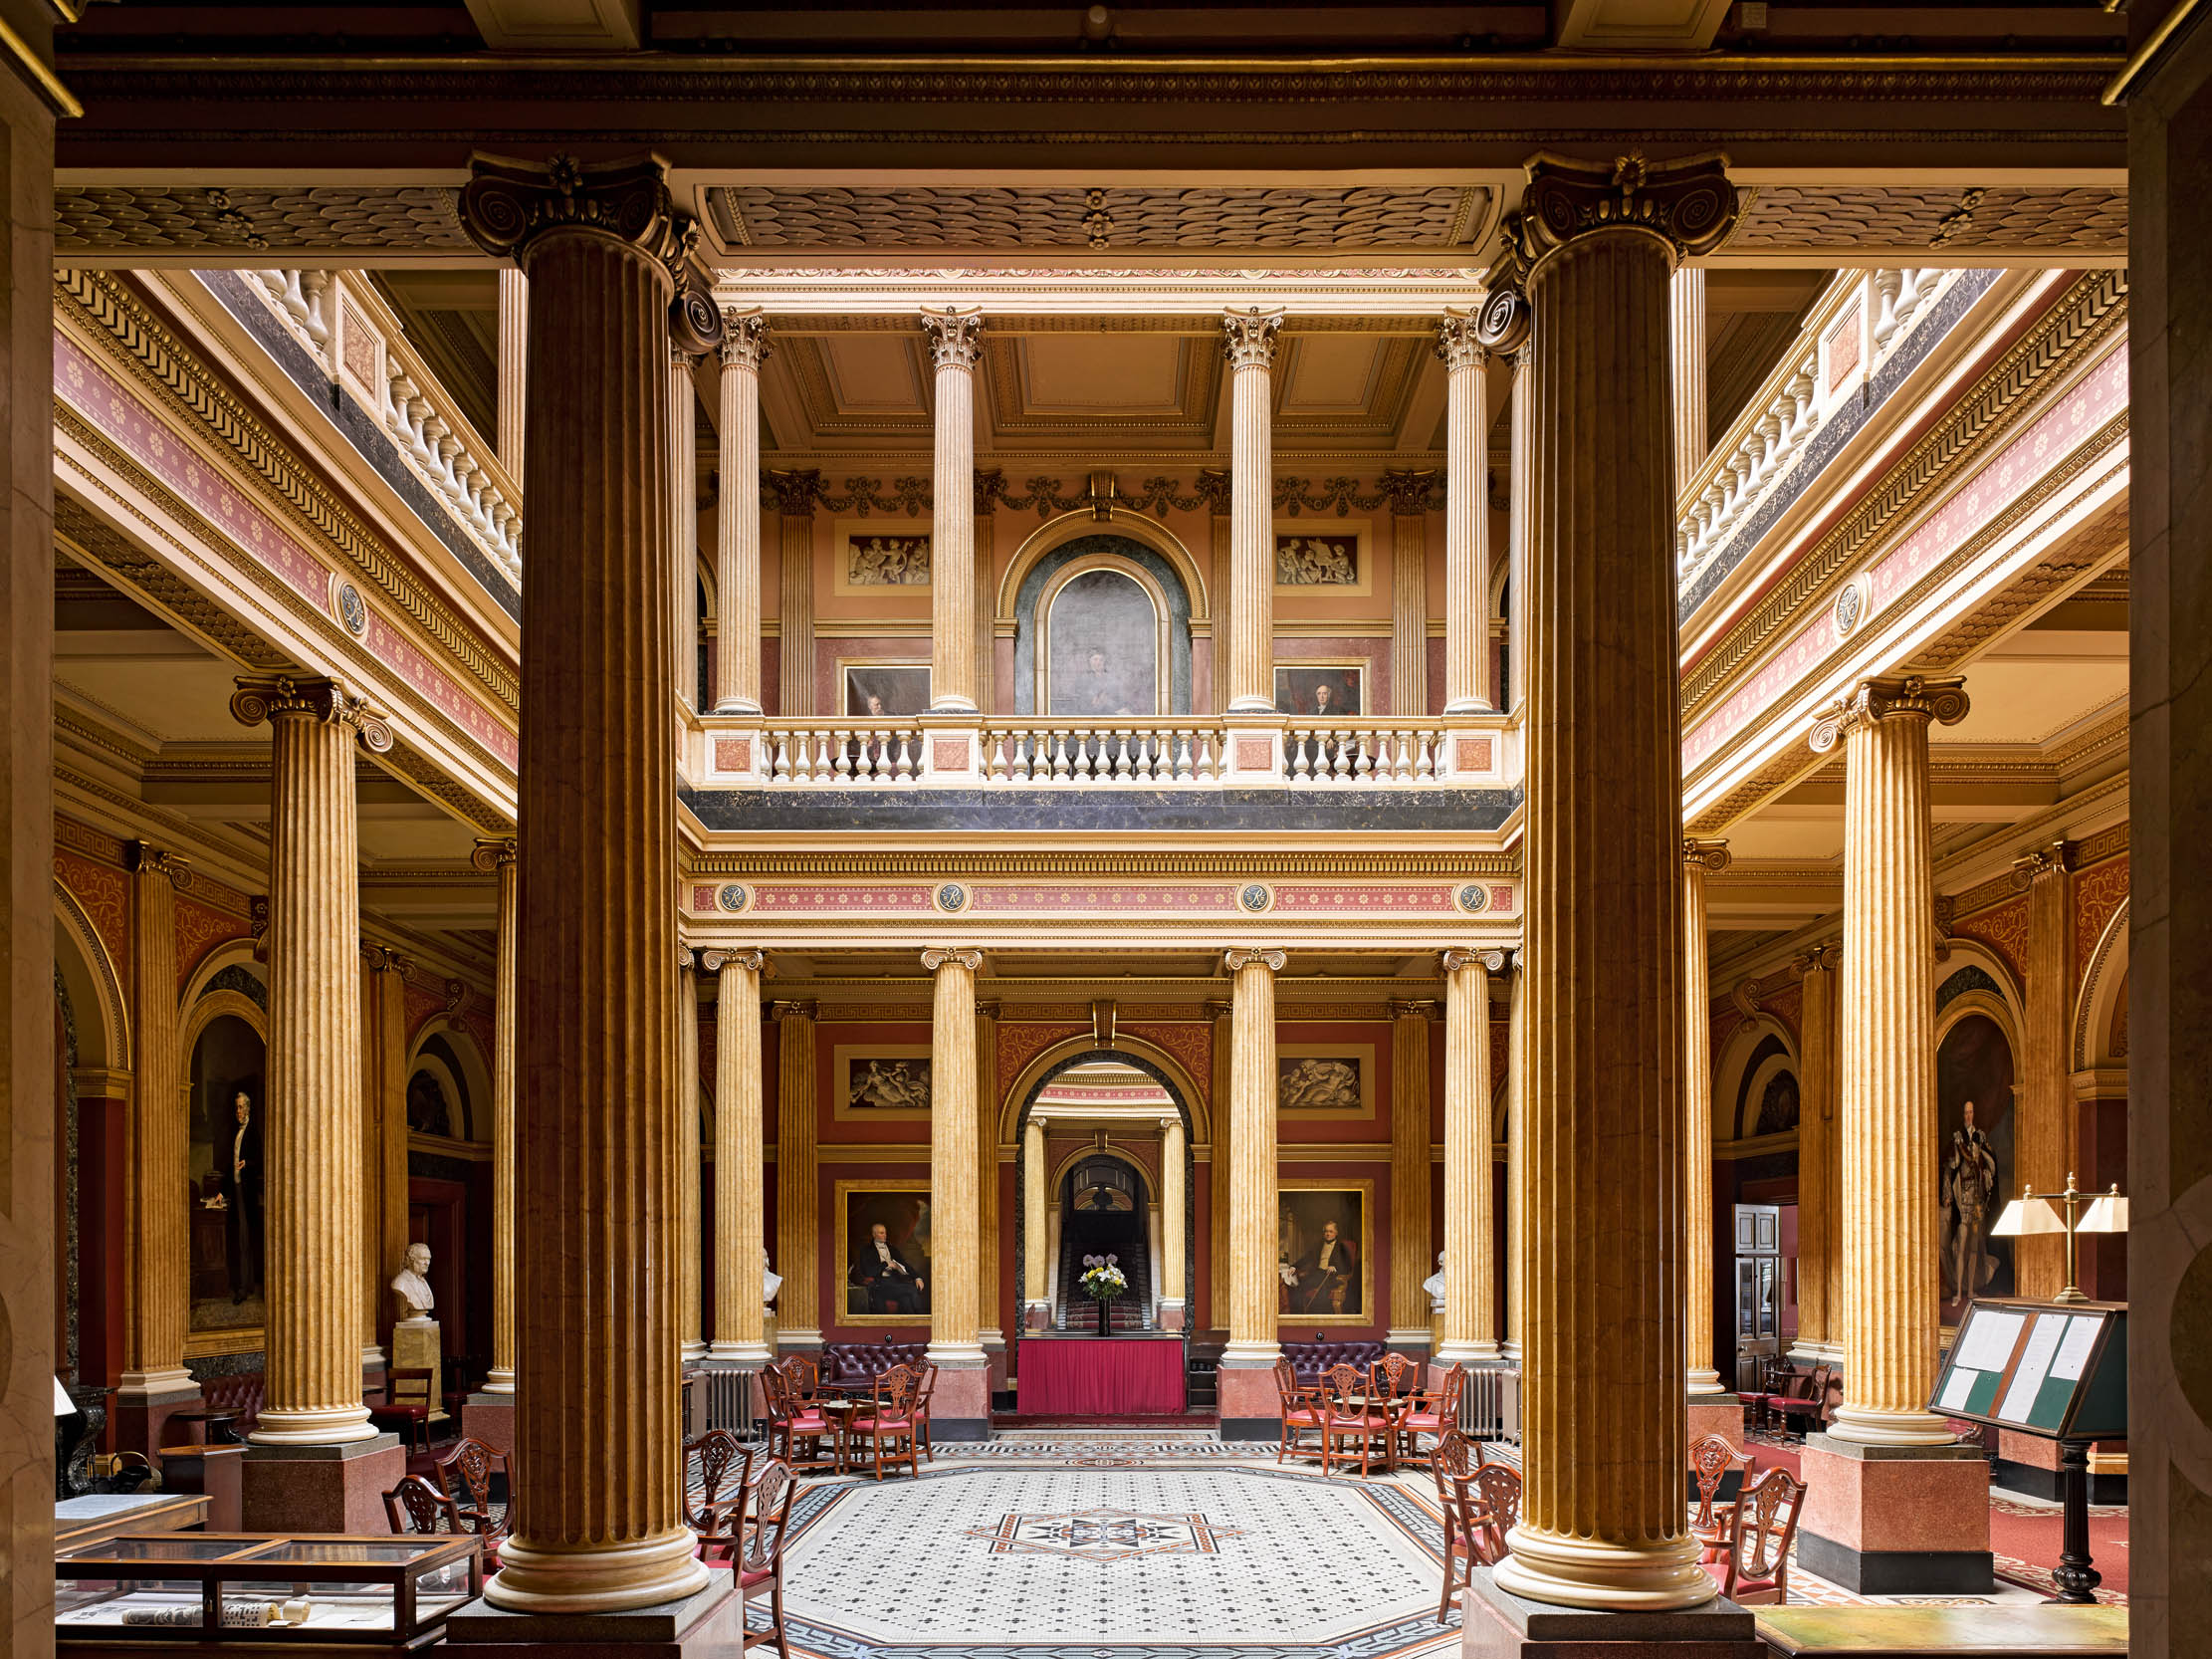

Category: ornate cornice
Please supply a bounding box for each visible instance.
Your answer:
[683,847,1520,878]
[920,306,986,371]
[230,674,396,752]
[1219,307,1284,371]
[1222,946,1286,974]
[1808,674,1970,752]
[719,309,772,371]
[1682,836,1733,875]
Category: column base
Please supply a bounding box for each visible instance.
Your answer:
[1492,1529,1717,1611]
[1155,1300,1187,1332]
[1458,1563,1758,1657]
[705,1342,774,1365]
[463,1394,516,1457]
[241,1434,404,1533]
[486,1531,713,1614]
[451,1571,733,1652]
[1384,1328,1434,1354]
[925,1359,993,1441]
[1437,1339,1504,1366]
[1216,1357,1282,1439]
[1796,1434,1994,1594]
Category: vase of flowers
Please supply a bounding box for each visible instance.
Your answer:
[1079,1254,1128,1336]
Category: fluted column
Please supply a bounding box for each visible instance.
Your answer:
[1681,837,1731,1395]
[705,951,768,1360]
[1503,952,1527,1362]
[230,674,391,1446]
[1159,1114,1188,1326]
[1480,152,1739,1611]
[976,1001,1002,1346]
[670,345,701,709]
[1669,268,1706,498]
[1388,997,1438,1344]
[974,477,1000,713]
[497,268,529,477]
[924,948,985,1362]
[773,1000,819,1344]
[715,311,769,714]
[678,950,704,1360]
[1206,997,1232,1322]
[1202,473,1232,715]
[923,309,984,712]
[1438,311,1492,713]
[768,471,823,716]
[120,842,192,1400]
[461,151,717,1613]
[2011,840,2073,1300]
[1438,950,1503,1363]
[1505,344,1533,714]
[1220,310,1283,712]
[472,837,519,1393]
[1220,948,1284,1365]
[359,943,410,1365]
[1811,674,1970,1446]
[1021,1117,1048,1323]
[1788,943,1840,1365]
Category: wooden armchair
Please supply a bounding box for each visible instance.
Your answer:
[370,1368,437,1454]
[1704,1466,1806,1604]
[738,1461,797,1656]
[1372,1351,1421,1401]
[1320,1361,1400,1479]
[684,1429,759,1565]
[774,1354,821,1404]
[1397,1362,1464,1469]
[1764,1364,1832,1444]
[1433,1428,1480,1623]
[1273,1356,1325,1467]
[383,1474,461,1536]
[912,1362,940,1464]
[1688,1432,1753,1562]
[761,1364,835,1474]
[1467,1464,1521,1565]
[846,1363,922,1481]
[433,1437,511,1550]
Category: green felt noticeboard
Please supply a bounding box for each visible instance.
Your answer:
[1927,1299,2127,1441]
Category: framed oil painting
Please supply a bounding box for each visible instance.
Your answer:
[1277,1181,1372,1324]
[835,525,932,592]
[839,1181,932,1324]
[1276,1043,1376,1120]
[1041,562,1167,717]
[1936,1012,2017,1325]
[185,1011,268,1339]
[1272,524,1373,595]
[1273,665,1365,720]
[835,1045,933,1120]
[841,662,931,719]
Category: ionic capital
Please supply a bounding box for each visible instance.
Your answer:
[469,836,519,873]
[230,675,394,754]
[1441,947,1509,976]
[1222,946,1285,975]
[921,306,986,372]
[1435,310,1489,374]
[1201,996,1233,1021]
[1219,307,1284,371]
[460,152,694,286]
[2010,837,2075,890]
[770,998,817,1024]
[1792,942,1841,978]
[718,309,772,371]
[974,467,1010,517]
[766,466,828,518]
[124,840,192,889]
[699,948,767,977]
[977,999,1002,1022]
[922,946,985,975]
[1809,674,1970,753]
[1682,836,1733,875]
[677,945,696,972]
[360,941,413,977]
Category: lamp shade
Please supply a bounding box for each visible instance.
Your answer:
[1991,1195,2063,1237]
[54,1376,74,1416]
[2080,1192,2130,1234]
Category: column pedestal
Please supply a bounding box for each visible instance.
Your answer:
[242,1437,406,1535]
[1457,1568,1761,1659]
[1796,1437,1994,1594]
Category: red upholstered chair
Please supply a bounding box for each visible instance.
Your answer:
[1433,1428,1480,1623]
[1764,1363,1831,1444]
[685,1429,759,1565]
[371,1368,437,1454]
[846,1363,922,1481]
[1688,1433,1753,1562]
[1704,1466,1806,1605]
[1466,1463,1521,1565]
[383,1474,461,1536]
[1273,1357,1325,1467]
[1372,1351,1421,1402]
[1397,1362,1464,1470]
[737,1460,796,1656]
[1320,1362,1399,1479]
[762,1364,835,1474]
[433,1437,511,1561]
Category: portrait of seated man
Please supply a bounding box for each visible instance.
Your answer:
[1290,1220,1360,1316]
[848,1219,928,1316]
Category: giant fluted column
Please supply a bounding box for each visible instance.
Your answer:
[1438,951,1503,1363]
[923,309,984,712]
[1681,837,1731,1396]
[1788,943,1840,1365]
[924,948,990,1435]
[1220,310,1283,712]
[229,675,391,1451]
[1811,676,1970,1445]
[1505,344,1533,714]
[471,837,519,1395]
[773,1000,820,1345]
[119,843,193,1413]
[678,950,704,1360]
[1503,950,1527,1362]
[670,345,702,708]
[2011,840,2073,1301]
[497,268,528,477]
[1217,948,1284,1432]
[705,950,768,1360]
[1387,996,1438,1349]
[461,152,717,1614]
[1438,311,1492,714]
[1021,1116,1049,1327]
[715,311,769,714]
[1669,268,1707,498]
[1480,153,1738,1613]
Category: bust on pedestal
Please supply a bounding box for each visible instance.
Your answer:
[389,1243,448,1424]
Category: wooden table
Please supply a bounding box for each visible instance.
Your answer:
[56,1493,211,1550]
[1755,1606,2128,1656]
[812,1398,862,1474]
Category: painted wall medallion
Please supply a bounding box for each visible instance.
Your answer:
[1456,883,1490,914]
[330,575,369,638]
[936,881,970,913]
[718,883,751,913]
[1237,882,1273,913]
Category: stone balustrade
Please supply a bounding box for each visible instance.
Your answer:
[760,720,929,784]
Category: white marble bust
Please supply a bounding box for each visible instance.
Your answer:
[762,1248,782,1308]
[390,1242,435,1319]
[1422,1251,1446,1314]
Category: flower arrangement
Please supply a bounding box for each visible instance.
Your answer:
[1078,1254,1128,1303]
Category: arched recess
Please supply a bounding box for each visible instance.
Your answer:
[406,1020,493,1142]
[996,1032,1211,1149]
[2072,897,2129,1071]
[1712,1015,1798,1142]
[1002,516,1205,717]
[1050,1143,1153,1203]
[998,508,1210,626]
[180,943,265,1013]
[54,880,128,1074]
[1934,939,2026,1031]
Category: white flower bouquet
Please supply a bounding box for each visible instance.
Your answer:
[1078,1254,1128,1303]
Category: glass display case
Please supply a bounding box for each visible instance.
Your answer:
[56,1534,482,1646]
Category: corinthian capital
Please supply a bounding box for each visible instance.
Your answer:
[230,675,394,754]
[921,307,985,371]
[1682,836,1733,875]
[766,467,827,517]
[719,309,771,371]
[1222,946,1285,975]
[1435,310,1488,373]
[1219,307,1284,371]
[1808,674,1971,754]
[460,152,695,283]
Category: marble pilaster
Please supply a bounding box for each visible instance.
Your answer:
[1503,949,1526,1363]
[359,942,410,1366]
[773,1000,819,1344]
[670,344,701,709]
[1680,838,1731,1396]
[1438,951,1502,1363]
[1217,948,1284,1431]
[1220,310,1282,712]
[705,950,768,1360]
[1505,344,1532,714]
[1159,1114,1188,1328]
[2011,840,2073,1300]
[1669,268,1707,498]
[769,470,823,716]
[1438,311,1492,713]
[497,268,528,476]
[471,837,520,1395]
[1206,997,1232,1324]
[1387,997,1438,1345]
[1381,471,1435,717]
[714,310,769,713]
[923,309,984,712]
[1788,944,1841,1365]
[119,844,192,1405]
[976,1001,1002,1349]
[925,948,989,1433]
[1021,1116,1049,1327]
[678,950,704,1360]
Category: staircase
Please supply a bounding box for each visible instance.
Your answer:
[1054,1223,1154,1331]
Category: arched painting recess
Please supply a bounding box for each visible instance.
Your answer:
[1012,534,1193,715]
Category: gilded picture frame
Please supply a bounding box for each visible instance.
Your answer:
[836,1179,934,1326]
[1277,1179,1374,1326]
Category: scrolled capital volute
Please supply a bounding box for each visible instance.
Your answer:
[1222,946,1285,975]
[460,152,694,288]
[1682,836,1733,875]
[922,946,985,975]
[1810,673,1970,754]
[125,840,193,889]
[230,674,394,754]
[1515,150,1740,275]
[469,836,519,874]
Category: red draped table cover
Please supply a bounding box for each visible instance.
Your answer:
[1017,1337,1186,1416]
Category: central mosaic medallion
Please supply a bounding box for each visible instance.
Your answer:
[964,1506,1247,1565]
